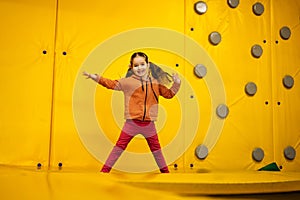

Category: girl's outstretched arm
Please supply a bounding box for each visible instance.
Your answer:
[83,71,100,82]
[159,73,181,99]
[83,71,122,90]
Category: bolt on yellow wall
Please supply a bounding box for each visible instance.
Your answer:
[0,0,299,173]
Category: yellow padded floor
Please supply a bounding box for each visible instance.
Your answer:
[1,166,300,200]
[113,171,300,195]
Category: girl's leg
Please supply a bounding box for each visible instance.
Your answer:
[145,134,169,173]
[101,130,133,172]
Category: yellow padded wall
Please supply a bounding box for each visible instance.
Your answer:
[185,0,273,171]
[0,0,299,173]
[50,0,185,170]
[0,0,57,167]
[271,0,300,171]
[185,0,300,172]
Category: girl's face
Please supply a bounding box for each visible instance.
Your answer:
[131,56,149,78]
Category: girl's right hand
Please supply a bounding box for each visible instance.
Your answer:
[83,71,90,79]
[83,71,99,82]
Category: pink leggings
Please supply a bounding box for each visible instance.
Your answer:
[101,119,169,173]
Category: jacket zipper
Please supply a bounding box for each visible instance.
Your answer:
[142,81,148,121]
[149,77,158,102]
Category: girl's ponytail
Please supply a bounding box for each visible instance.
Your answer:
[149,62,172,85]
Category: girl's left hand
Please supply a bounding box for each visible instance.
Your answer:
[172,73,181,84]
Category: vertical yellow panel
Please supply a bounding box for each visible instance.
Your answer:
[0,0,57,167]
[185,0,274,171]
[271,0,300,171]
[50,0,185,170]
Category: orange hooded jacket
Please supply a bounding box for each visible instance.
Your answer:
[98,74,180,121]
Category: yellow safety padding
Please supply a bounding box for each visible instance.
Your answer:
[0,0,57,167]
[0,0,299,175]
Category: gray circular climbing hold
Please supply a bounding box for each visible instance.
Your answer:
[251,44,263,58]
[194,1,208,15]
[194,64,207,78]
[283,75,294,89]
[280,26,291,40]
[228,0,239,8]
[252,148,264,162]
[195,145,208,160]
[216,104,229,119]
[253,2,264,16]
[245,82,257,96]
[209,31,222,45]
[284,146,296,160]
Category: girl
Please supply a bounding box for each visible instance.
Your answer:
[83,52,181,173]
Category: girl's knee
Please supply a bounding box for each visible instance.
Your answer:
[115,141,128,150]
